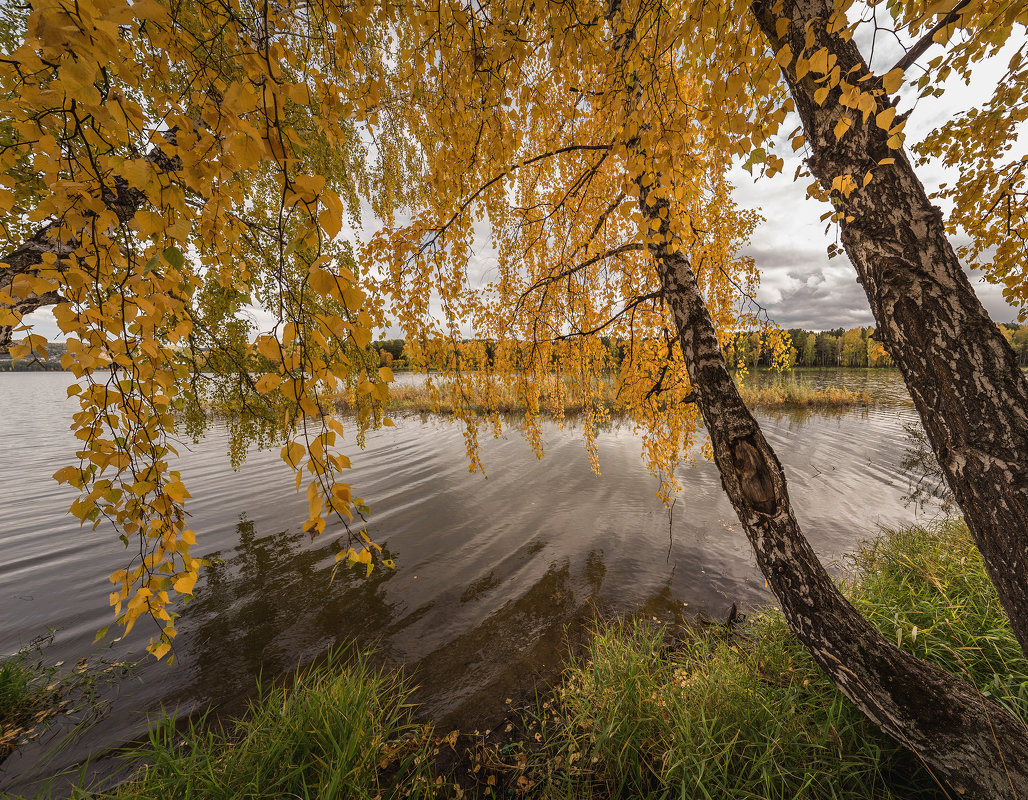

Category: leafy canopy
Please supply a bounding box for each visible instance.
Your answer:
[1,0,1025,656]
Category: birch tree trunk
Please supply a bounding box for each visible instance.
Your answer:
[644,211,1028,796]
[750,0,1028,656]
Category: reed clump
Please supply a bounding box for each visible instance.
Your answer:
[336,378,873,417]
[1,633,127,762]
[738,383,872,409]
[94,650,438,800]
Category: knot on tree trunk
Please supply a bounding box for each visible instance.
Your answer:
[731,435,778,515]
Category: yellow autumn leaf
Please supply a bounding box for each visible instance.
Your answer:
[876,107,897,131]
[281,441,304,468]
[150,641,172,660]
[255,373,282,394]
[881,68,904,94]
[173,573,197,594]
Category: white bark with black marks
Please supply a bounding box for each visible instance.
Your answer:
[750,0,1028,659]
[647,216,1028,797]
[0,134,179,352]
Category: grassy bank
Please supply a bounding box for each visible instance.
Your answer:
[84,649,439,799]
[71,520,1026,799]
[338,379,873,417]
[530,518,1027,799]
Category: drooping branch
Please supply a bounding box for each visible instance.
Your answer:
[414,142,614,260]
[0,132,180,352]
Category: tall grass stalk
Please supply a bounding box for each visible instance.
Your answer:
[90,649,438,800]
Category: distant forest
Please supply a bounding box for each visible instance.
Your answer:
[5,326,1028,373]
[373,325,1028,373]
[727,324,1028,369]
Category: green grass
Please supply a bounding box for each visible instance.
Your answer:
[0,659,34,719]
[88,649,439,800]
[527,617,921,799]
[71,521,1027,800]
[2,635,134,769]
[1,634,63,760]
[522,519,1028,799]
[849,520,1028,722]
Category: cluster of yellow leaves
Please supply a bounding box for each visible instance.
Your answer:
[4,0,1024,659]
[0,0,407,657]
[915,20,1028,316]
[360,0,773,501]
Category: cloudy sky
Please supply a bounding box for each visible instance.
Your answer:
[19,15,1025,342]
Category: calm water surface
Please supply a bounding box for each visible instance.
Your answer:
[1,369,937,793]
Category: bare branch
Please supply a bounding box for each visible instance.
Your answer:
[889,0,972,76]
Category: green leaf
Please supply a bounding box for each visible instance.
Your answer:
[162,246,185,269]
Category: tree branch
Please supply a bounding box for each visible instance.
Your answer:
[889,0,972,75]
[0,132,181,352]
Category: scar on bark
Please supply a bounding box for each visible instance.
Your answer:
[732,435,778,515]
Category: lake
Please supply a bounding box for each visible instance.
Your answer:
[0,369,941,793]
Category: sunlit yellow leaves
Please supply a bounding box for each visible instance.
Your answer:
[6,0,1010,664]
[255,374,282,394]
[306,480,324,529]
[775,45,793,69]
[876,107,897,131]
[826,11,848,35]
[337,546,374,578]
[172,572,197,595]
[319,189,345,238]
[307,266,339,297]
[150,641,172,660]
[256,336,282,363]
[281,441,305,469]
[808,48,836,77]
[164,481,189,503]
[830,173,859,198]
[881,68,905,94]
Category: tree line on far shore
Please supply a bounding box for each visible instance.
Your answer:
[728,324,1028,370]
[6,326,1028,374]
[370,325,1028,374]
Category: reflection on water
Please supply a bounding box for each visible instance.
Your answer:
[0,370,935,794]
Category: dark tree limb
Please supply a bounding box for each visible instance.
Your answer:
[889,0,972,75]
